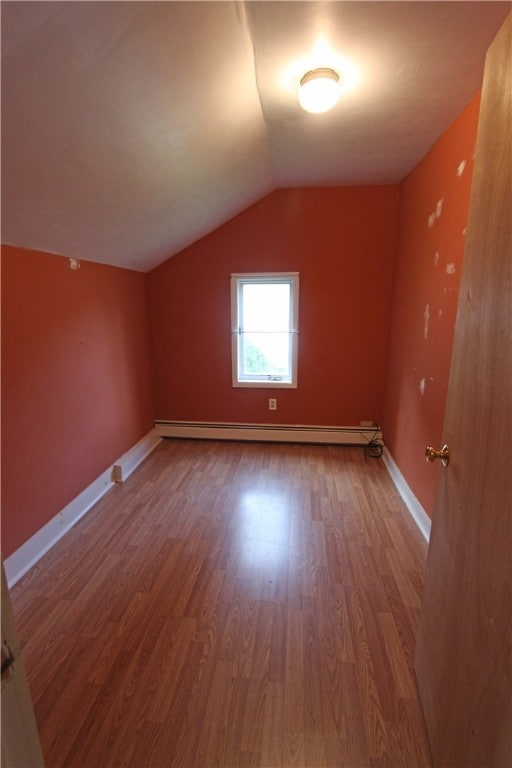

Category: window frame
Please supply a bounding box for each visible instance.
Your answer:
[230,272,299,389]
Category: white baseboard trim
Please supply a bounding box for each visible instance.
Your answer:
[155,420,382,446]
[115,428,162,483]
[4,428,162,588]
[382,447,431,541]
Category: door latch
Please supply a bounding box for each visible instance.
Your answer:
[425,444,450,467]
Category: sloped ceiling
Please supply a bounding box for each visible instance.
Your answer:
[1,1,509,273]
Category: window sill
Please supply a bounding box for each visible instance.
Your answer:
[232,380,297,389]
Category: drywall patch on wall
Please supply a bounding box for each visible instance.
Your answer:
[446,262,456,275]
[418,376,434,397]
[423,303,430,339]
[457,159,467,176]
[381,90,481,519]
[428,199,443,228]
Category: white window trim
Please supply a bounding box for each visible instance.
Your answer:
[230,272,299,389]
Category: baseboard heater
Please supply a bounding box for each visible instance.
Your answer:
[155,420,382,446]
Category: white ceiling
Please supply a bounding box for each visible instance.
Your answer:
[1,1,509,273]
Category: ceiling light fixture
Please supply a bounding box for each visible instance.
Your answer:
[299,67,340,114]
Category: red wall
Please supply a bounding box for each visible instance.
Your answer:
[1,247,155,556]
[1,98,481,557]
[382,93,481,517]
[148,187,400,427]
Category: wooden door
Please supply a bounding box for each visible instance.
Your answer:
[1,562,45,766]
[415,13,511,768]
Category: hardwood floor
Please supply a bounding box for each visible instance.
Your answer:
[10,439,433,767]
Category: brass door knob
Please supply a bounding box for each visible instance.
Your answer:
[425,444,450,467]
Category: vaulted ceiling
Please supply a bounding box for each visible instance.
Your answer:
[1,1,509,273]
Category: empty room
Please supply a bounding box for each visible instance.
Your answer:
[1,2,510,767]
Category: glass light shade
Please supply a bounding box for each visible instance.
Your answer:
[299,68,340,114]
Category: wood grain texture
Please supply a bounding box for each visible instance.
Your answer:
[11,439,432,767]
[415,13,512,768]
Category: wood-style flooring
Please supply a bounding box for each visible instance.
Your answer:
[11,439,433,767]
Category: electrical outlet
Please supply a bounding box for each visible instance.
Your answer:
[268,398,277,411]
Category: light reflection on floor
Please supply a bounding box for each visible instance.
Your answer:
[235,488,292,570]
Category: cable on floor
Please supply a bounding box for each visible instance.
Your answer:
[361,427,384,461]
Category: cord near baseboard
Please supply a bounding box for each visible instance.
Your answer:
[362,426,384,460]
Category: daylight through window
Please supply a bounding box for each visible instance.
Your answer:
[231,273,299,388]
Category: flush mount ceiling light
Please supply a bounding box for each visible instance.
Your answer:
[298,67,340,114]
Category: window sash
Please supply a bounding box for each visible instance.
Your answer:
[231,273,299,388]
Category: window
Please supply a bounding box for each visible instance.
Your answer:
[231,272,299,388]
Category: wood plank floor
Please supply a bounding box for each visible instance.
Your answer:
[10,439,433,767]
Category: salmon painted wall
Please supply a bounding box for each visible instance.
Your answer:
[148,187,400,427]
[382,93,481,517]
[1,247,155,556]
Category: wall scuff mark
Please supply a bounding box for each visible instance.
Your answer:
[434,251,440,265]
[419,377,426,396]
[428,212,436,228]
[457,159,467,176]
[424,303,430,339]
[446,262,456,275]
[436,198,444,218]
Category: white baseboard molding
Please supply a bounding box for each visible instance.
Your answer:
[4,428,162,588]
[382,447,431,542]
[114,428,162,483]
[155,420,382,446]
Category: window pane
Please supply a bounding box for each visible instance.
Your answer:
[231,272,298,388]
[241,332,290,377]
[242,283,290,332]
